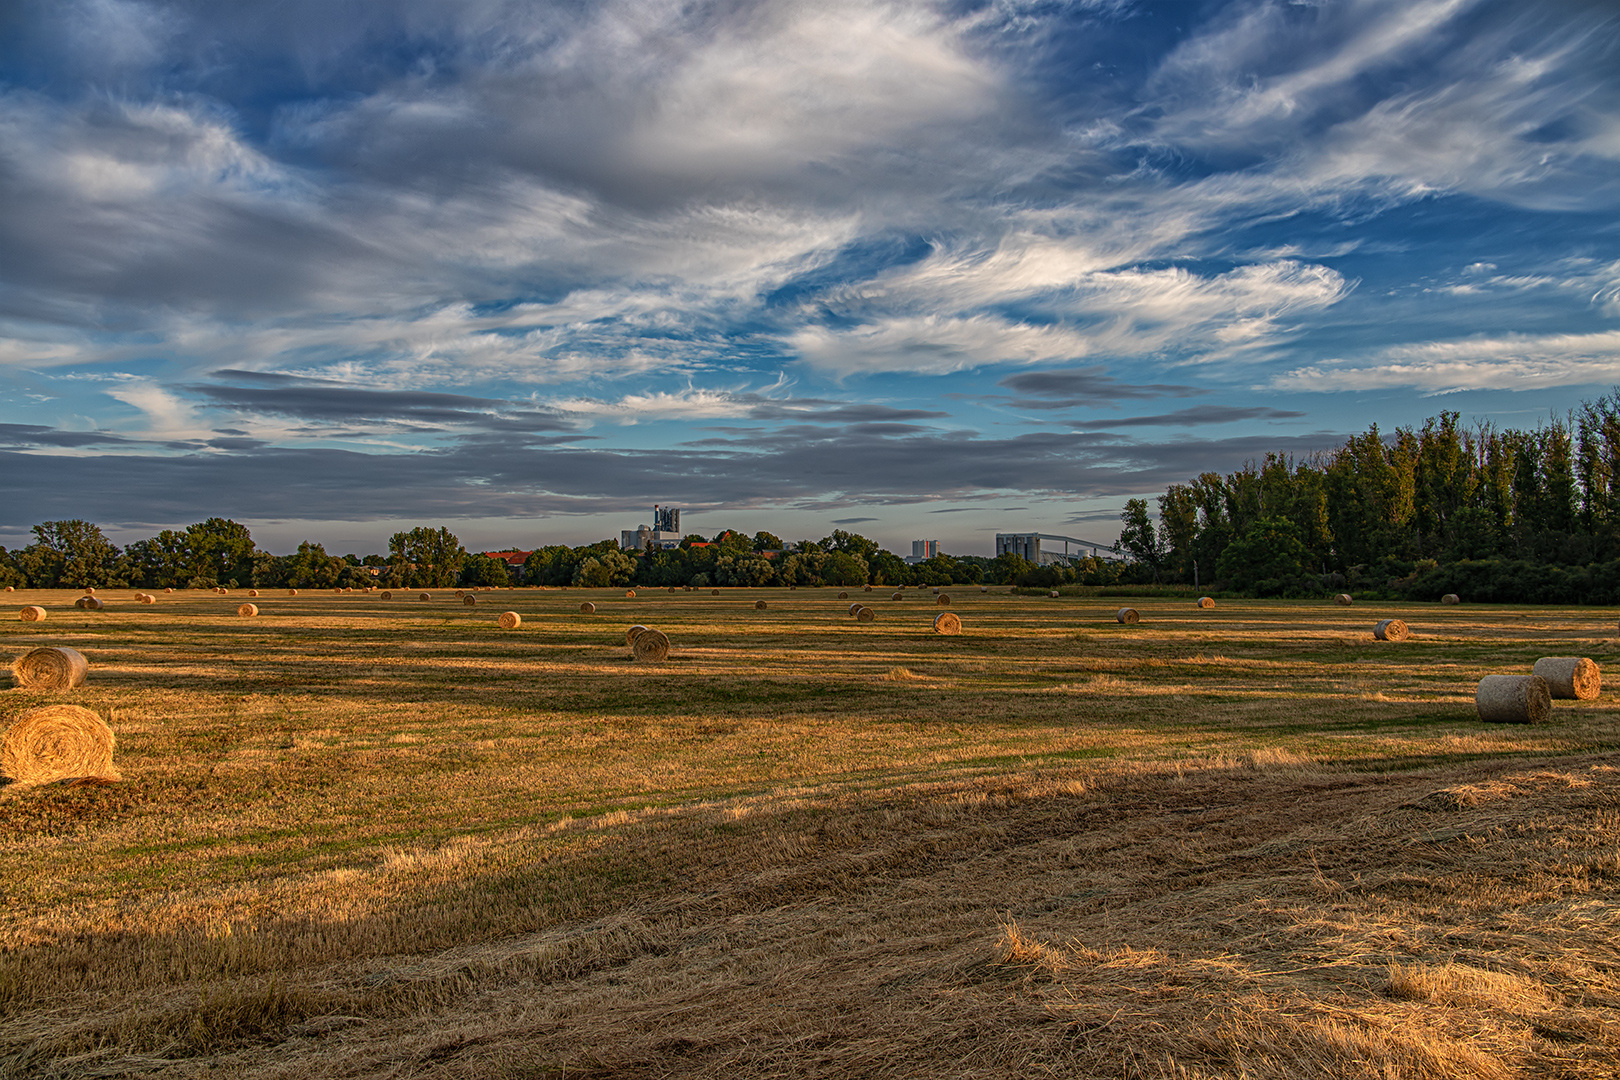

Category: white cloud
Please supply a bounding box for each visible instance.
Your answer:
[1271,330,1620,393]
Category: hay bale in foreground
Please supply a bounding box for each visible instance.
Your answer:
[934,612,961,635]
[755,600,768,610]
[1442,593,1460,604]
[1532,657,1601,700]
[1197,596,1215,609]
[237,603,258,617]
[631,628,670,662]
[1476,674,1552,724]
[937,593,951,606]
[11,647,88,691]
[498,611,522,630]
[855,606,875,623]
[463,594,477,606]
[1,705,118,785]
[1373,618,1409,641]
[1334,594,1352,606]
[19,606,46,623]
[625,624,649,645]
[74,597,103,611]
[580,602,597,614]
[1116,607,1140,624]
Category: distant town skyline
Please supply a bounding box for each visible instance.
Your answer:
[3,1,1617,556]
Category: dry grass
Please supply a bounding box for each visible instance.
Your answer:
[1,589,1619,1077]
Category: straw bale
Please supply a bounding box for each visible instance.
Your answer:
[837,591,849,599]
[455,590,466,599]
[419,593,431,601]
[343,587,352,593]
[237,603,258,617]
[463,594,477,606]
[934,612,962,635]
[892,592,903,601]
[164,587,174,593]
[580,602,597,614]
[711,589,720,596]
[631,628,670,662]
[74,597,103,611]
[138,594,155,605]
[937,593,951,606]
[755,600,768,610]
[1442,593,1460,604]
[287,589,298,596]
[19,606,46,623]
[498,611,522,630]
[11,647,89,691]
[1116,607,1139,624]
[380,591,392,600]
[1049,590,1059,598]
[1374,618,1409,641]
[980,586,988,592]
[855,606,875,623]
[1,704,118,785]
[83,587,95,595]
[1476,674,1552,724]
[625,590,636,598]
[2,586,10,592]
[849,603,864,616]
[1334,593,1352,605]
[864,585,872,592]
[625,624,649,645]
[1532,657,1600,700]
[1197,596,1215,609]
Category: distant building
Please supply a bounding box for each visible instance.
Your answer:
[481,550,533,583]
[620,505,683,551]
[905,539,940,564]
[995,532,1113,566]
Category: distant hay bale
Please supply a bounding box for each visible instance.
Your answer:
[936,593,950,606]
[755,600,767,610]
[164,587,174,593]
[1442,593,1460,604]
[1049,590,1059,598]
[626,624,649,645]
[934,612,962,635]
[380,591,392,600]
[463,594,477,606]
[626,590,636,598]
[217,587,229,595]
[12,647,88,691]
[838,591,849,599]
[980,586,988,592]
[711,589,720,596]
[892,592,903,601]
[419,592,431,601]
[864,585,873,592]
[19,606,46,623]
[248,589,259,597]
[848,603,864,616]
[1334,594,1352,606]
[1,705,118,785]
[855,606,875,623]
[1373,618,1409,641]
[74,597,103,611]
[1532,657,1601,700]
[2,586,10,592]
[1476,674,1552,724]
[83,587,95,595]
[1197,596,1215,609]
[237,603,258,617]
[287,589,298,596]
[498,611,522,630]
[1116,607,1139,624]
[580,602,596,614]
[138,594,155,605]
[631,628,670,662]
[454,590,465,598]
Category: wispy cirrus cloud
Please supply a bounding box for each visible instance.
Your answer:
[1271,329,1620,393]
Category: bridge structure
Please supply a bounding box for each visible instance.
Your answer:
[994,532,1127,566]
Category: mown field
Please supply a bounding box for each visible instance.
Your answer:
[2,585,1619,1079]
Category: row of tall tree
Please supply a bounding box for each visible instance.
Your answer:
[1118,392,1620,599]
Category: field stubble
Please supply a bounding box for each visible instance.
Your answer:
[2,588,1619,1077]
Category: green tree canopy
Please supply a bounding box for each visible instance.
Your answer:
[389,527,466,588]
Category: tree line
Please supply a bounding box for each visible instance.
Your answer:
[1117,391,1620,603]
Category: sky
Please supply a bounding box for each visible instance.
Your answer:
[1,0,1618,558]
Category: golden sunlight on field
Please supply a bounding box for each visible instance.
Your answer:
[2,587,1619,1078]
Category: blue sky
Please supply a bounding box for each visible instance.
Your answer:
[1,0,1617,557]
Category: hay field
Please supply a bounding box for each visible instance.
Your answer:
[3,586,1620,1078]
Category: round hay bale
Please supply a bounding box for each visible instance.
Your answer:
[892,592,903,601]
[2,586,10,592]
[498,611,522,630]
[632,629,670,662]
[626,624,649,645]
[1196,596,1215,609]
[864,585,873,592]
[1049,590,1059,598]
[937,593,951,606]
[218,587,229,595]
[287,588,298,596]
[237,603,258,617]
[848,602,864,616]
[711,589,720,596]
[19,606,46,623]
[462,594,477,606]
[1476,674,1552,724]
[580,602,596,614]
[74,596,103,611]
[980,586,988,592]
[420,592,432,601]
[1532,657,1601,700]
[248,589,259,597]
[1116,607,1139,624]
[838,591,849,600]
[855,606,875,623]
[625,589,636,598]
[934,612,962,635]
[83,587,95,595]
[1,705,118,785]
[1373,618,1409,641]
[455,590,466,599]
[755,600,767,610]
[138,594,155,605]
[1334,594,1352,606]
[380,591,392,600]
[164,587,174,593]
[1441,593,1460,604]
[11,647,88,691]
